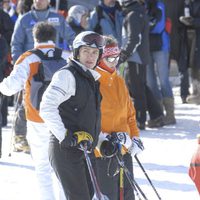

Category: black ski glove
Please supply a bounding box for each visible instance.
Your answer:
[61,130,93,151]
[100,135,119,158]
[116,50,129,70]
[73,131,93,151]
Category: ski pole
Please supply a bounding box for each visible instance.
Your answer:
[116,154,148,200]
[134,155,162,200]
[0,94,4,158]
[55,0,60,12]
[8,91,21,157]
[80,143,109,200]
[119,166,124,200]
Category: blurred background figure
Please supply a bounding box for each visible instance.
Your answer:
[179,0,200,105]
[0,6,14,127]
[50,0,68,18]
[67,5,89,35]
[16,0,33,17]
[164,0,190,104]
[0,34,9,158]
[118,0,165,129]
[89,0,123,46]
[2,0,18,23]
[189,134,200,195]
[146,0,176,125]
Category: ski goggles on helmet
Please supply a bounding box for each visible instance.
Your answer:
[105,56,120,63]
[82,33,105,48]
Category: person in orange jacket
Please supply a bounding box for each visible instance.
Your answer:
[95,35,144,200]
[189,134,200,194]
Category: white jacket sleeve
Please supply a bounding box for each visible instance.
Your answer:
[40,69,76,143]
[0,58,30,96]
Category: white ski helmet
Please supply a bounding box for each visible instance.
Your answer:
[73,31,105,61]
[119,0,144,7]
[68,5,88,25]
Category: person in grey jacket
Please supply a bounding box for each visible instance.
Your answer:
[11,0,75,63]
[89,0,123,46]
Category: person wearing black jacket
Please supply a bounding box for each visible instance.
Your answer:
[0,8,13,128]
[0,34,9,158]
[119,0,164,129]
[164,0,190,104]
[179,0,200,104]
[0,8,14,45]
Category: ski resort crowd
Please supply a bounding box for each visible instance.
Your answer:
[0,0,200,199]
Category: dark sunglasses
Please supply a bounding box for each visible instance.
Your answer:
[105,56,119,63]
[83,33,105,48]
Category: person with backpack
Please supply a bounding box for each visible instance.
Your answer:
[11,0,75,153]
[146,0,176,125]
[0,21,68,200]
[89,0,123,46]
[39,31,104,200]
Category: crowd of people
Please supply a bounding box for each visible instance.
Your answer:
[0,0,200,199]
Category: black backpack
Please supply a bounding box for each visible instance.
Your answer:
[29,47,67,110]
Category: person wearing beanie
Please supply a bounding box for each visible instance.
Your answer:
[95,35,144,200]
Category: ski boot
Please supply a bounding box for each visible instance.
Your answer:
[13,135,30,154]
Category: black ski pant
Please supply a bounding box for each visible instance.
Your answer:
[124,62,147,124]
[124,62,163,123]
[96,153,135,200]
[146,86,164,120]
[49,135,95,200]
[1,96,8,126]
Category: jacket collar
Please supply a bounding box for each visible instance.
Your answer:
[71,59,101,81]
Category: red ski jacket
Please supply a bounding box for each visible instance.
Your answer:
[189,135,200,194]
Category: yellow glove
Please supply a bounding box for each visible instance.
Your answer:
[74,131,93,150]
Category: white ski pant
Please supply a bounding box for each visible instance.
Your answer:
[27,121,66,200]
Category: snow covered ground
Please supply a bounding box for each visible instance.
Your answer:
[0,86,200,200]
